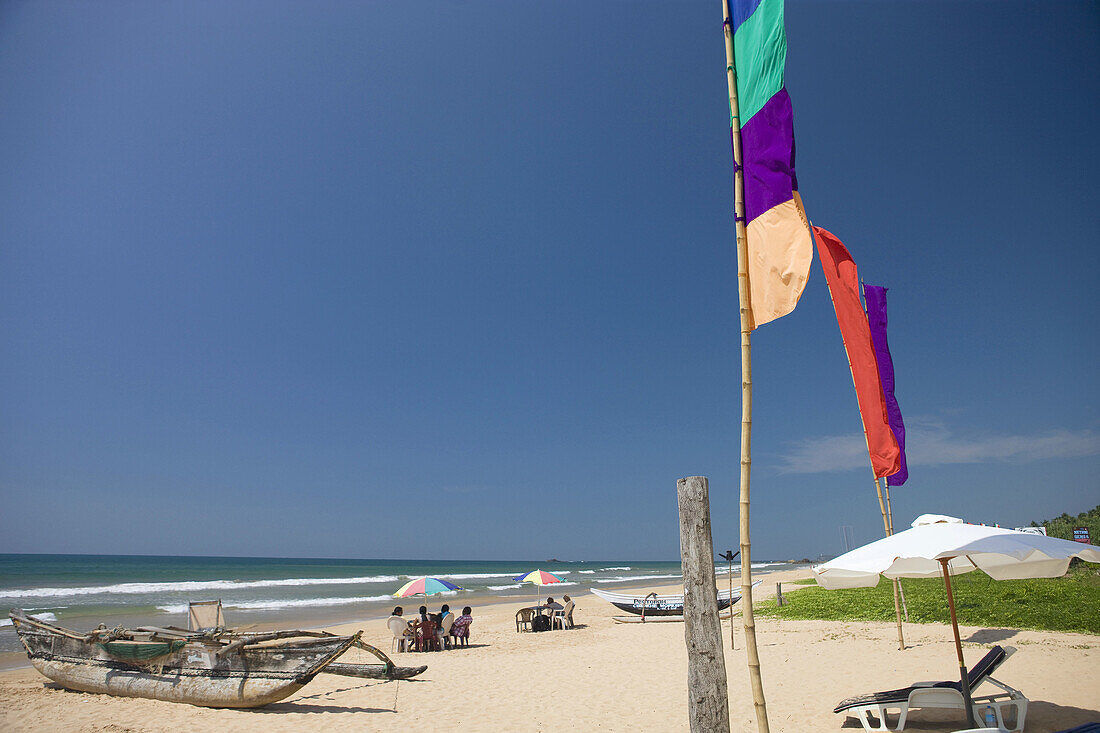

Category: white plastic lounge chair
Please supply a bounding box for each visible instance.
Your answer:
[834,645,1027,732]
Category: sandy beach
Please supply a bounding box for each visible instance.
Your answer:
[2,567,1097,732]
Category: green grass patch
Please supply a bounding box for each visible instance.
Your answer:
[759,563,1100,634]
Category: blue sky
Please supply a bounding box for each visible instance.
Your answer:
[1,1,1097,561]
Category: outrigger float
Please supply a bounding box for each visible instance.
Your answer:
[9,609,426,709]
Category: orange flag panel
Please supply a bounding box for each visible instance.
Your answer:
[813,225,900,478]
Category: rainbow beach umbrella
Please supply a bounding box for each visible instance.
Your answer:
[513,569,564,605]
[393,576,464,598]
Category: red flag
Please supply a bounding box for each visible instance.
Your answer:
[813,226,900,478]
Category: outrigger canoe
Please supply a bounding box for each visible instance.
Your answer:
[9,609,426,708]
[590,581,759,616]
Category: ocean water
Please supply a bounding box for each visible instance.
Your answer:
[0,554,790,655]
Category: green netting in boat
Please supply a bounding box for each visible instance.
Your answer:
[96,640,186,661]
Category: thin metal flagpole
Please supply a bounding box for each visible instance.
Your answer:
[722,2,769,731]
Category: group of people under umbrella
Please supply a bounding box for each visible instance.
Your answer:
[389,569,569,651]
[385,528,1100,730]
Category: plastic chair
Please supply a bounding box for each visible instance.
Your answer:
[451,617,472,647]
[416,616,439,652]
[553,600,575,630]
[515,608,535,632]
[438,612,455,649]
[387,616,411,653]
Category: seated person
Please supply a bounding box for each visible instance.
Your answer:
[450,606,473,645]
[435,604,455,646]
[416,605,438,651]
[544,596,563,611]
[556,595,575,629]
[387,606,412,652]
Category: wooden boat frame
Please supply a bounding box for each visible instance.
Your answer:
[9,609,426,708]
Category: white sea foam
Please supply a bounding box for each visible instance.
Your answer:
[578,570,596,574]
[599,566,632,571]
[0,575,402,599]
[595,574,682,584]
[714,562,785,575]
[156,595,395,614]
[1,612,57,627]
[487,584,521,591]
[427,572,520,581]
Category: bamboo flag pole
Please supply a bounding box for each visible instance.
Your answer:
[722,2,770,731]
[874,475,906,650]
[883,480,910,621]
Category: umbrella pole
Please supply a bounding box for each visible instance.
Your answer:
[939,559,976,728]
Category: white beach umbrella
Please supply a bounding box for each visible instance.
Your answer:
[813,516,1099,727]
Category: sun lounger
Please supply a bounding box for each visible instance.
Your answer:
[834,645,1027,732]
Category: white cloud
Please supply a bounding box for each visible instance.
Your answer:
[775,418,1100,475]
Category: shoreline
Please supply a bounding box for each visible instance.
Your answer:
[3,566,1098,731]
[0,565,800,672]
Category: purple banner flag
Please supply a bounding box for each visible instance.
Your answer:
[864,285,908,486]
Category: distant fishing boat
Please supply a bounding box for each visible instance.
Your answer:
[10,609,426,709]
[590,583,757,617]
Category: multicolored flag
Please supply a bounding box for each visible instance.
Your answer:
[813,227,900,478]
[864,285,908,486]
[729,0,813,329]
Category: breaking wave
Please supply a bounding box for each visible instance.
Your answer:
[1,612,57,627]
[595,574,682,584]
[421,572,520,581]
[156,595,395,614]
[0,576,402,599]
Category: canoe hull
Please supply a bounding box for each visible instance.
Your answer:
[14,621,356,708]
[601,597,734,616]
[590,586,749,616]
[27,655,311,708]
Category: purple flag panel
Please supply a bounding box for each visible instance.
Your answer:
[864,285,908,486]
[739,89,798,223]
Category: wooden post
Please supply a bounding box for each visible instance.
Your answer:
[722,2,769,730]
[776,583,784,607]
[677,477,731,733]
